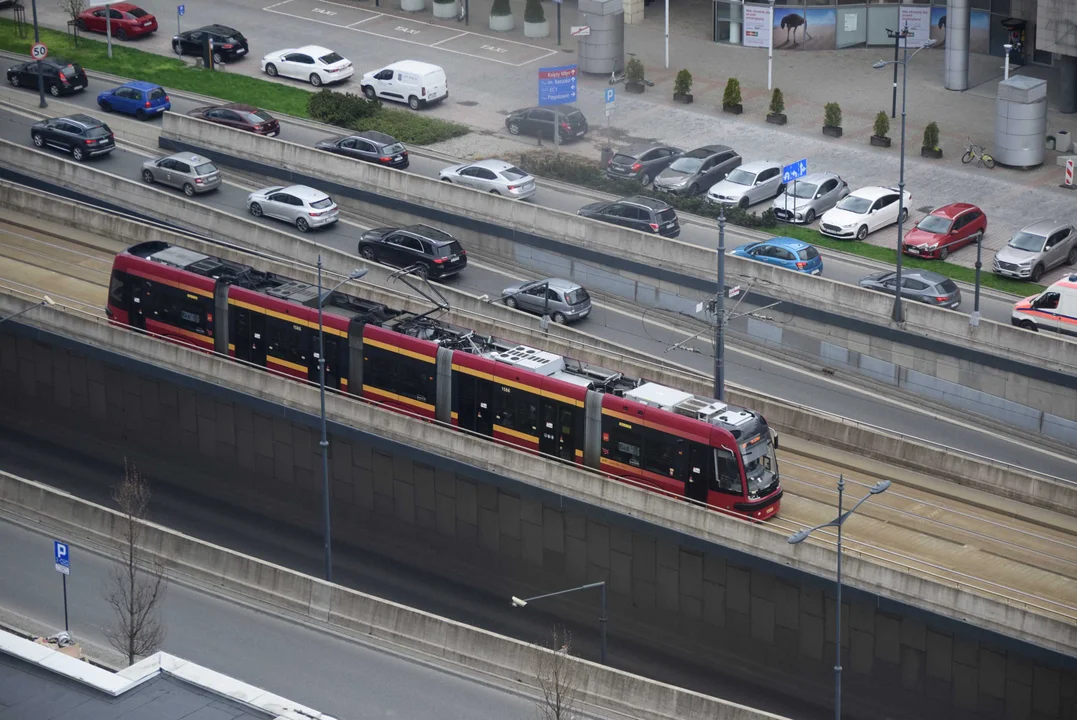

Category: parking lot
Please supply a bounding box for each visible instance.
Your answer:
[263,0,559,66]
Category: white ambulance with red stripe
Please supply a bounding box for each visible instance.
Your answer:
[1012,274,1077,337]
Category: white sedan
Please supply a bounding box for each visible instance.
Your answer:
[438,159,537,199]
[261,45,353,87]
[819,185,911,241]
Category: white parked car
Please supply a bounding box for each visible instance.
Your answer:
[706,160,784,208]
[439,159,537,199]
[361,60,447,110]
[261,45,353,87]
[247,185,339,232]
[819,186,911,241]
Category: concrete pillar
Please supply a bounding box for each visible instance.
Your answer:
[1059,54,1077,114]
[944,0,970,91]
[623,0,643,26]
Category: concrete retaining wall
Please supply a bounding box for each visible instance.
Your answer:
[0,471,787,720]
[1,178,1071,513]
[2,293,1077,720]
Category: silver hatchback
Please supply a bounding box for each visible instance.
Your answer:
[771,172,850,225]
[501,278,591,323]
[141,152,221,196]
[993,221,1077,282]
[247,184,339,232]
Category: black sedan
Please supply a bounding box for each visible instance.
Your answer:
[505,105,587,142]
[857,269,961,310]
[172,24,249,64]
[314,131,409,169]
[7,58,88,97]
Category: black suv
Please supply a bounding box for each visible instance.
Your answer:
[172,25,249,64]
[504,105,588,142]
[358,225,467,279]
[6,58,88,97]
[577,196,680,237]
[31,114,114,162]
[314,131,409,169]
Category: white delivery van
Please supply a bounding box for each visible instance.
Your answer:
[360,60,448,110]
[1011,274,1077,336]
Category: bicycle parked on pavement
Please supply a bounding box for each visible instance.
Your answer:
[962,137,996,169]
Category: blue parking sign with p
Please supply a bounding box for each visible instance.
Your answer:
[54,541,70,575]
[177,4,184,15]
[605,88,615,104]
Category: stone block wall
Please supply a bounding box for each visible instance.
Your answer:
[2,325,1074,720]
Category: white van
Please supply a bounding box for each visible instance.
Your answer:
[360,60,448,110]
[1011,274,1077,336]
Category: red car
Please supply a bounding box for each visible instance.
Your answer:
[902,202,987,260]
[76,3,158,40]
[187,103,280,137]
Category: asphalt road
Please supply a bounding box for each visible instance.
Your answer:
[0,59,1024,328]
[0,429,823,720]
[0,518,538,720]
[1,104,1073,480]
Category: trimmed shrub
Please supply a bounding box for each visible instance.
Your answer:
[769,88,784,115]
[674,69,692,96]
[824,102,842,127]
[923,121,940,150]
[723,78,742,106]
[626,57,645,84]
[490,0,511,16]
[873,111,890,138]
[524,0,545,22]
[308,90,380,126]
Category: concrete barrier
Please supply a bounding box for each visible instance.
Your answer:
[158,113,1077,379]
[2,289,1075,660]
[1,176,1072,514]
[0,469,787,720]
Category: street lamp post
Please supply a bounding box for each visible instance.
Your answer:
[971,233,983,326]
[315,257,368,583]
[787,476,891,720]
[873,39,936,324]
[714,204,726,401]
[0,295,55,325]
[511,581,607,664]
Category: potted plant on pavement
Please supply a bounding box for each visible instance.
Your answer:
[870,111,891,148]
[673,69,693,104]
[489,0,514,31]
[921,121,943,158]
[766,88,786,125]
[524,0,549,37]
[822,102,842,138]
[722,78,742,114]
[433,0,458,19]
[625,57,646,94]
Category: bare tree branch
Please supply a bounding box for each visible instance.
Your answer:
[532,626,580,720]
[103,461,167,666]
[56,0,86,22]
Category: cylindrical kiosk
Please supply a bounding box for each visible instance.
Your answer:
[577,0,624,76]
[995,75,1047,169]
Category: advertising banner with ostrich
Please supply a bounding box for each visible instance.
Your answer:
[772,7,836,52]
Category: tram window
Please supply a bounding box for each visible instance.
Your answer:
[395,356,435,403]
[108,270,127,305]
[147,282,211,335]
[608,426,642,467]
[265,316,308,366]
[713,447,742,494]
[364,345,395,391]
[641,428,678,478]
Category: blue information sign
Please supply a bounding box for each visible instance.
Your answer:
[605,87,615,104]
[177,4,184,15]
[54,540,70,575]
[538,64,577,107]
[782,159,808,184]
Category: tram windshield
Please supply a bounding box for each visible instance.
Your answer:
[742,437,778,497]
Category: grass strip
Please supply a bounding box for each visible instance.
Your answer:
[508,150,1043,297]
[0,18,469,144]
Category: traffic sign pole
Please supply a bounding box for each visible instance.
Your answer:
[29,0,46,108]
[177,4,184,39]
[54,541,70,632]
[555,0,562,46]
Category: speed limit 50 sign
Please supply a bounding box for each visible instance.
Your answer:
[31,43,48,61]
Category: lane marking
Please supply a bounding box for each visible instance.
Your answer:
[430,32,469,47]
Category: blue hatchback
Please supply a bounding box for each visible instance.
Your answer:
[97,81,170,120]
[731,237,823,275]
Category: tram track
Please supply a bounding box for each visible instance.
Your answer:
[2,214,1075,629]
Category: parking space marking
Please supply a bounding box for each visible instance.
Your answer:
[262,0,559,67]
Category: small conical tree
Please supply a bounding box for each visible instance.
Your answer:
[723,78,742,107]
[491,0,511,16]
[524,0,545,23]
[873,111,890,139]
[769,88,784,115]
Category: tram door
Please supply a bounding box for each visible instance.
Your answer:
[233,308,267,366]
[127,276,148,331]
[457,375,494,436]
[309,334,342,389]
[686,442,710,504]
[539,401,558,457]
